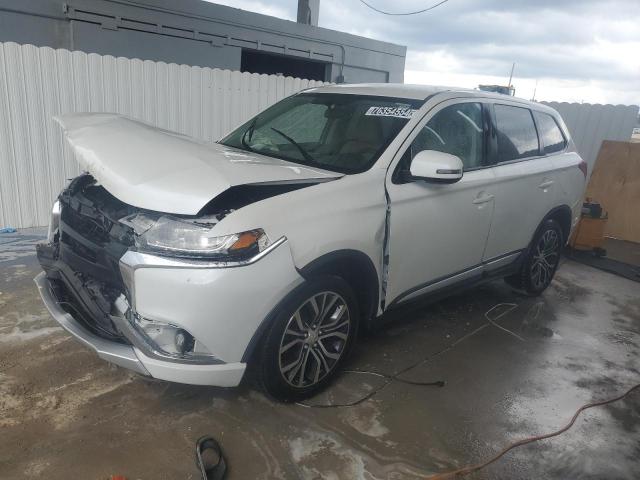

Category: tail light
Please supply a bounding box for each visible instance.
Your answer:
[578,160,588,179]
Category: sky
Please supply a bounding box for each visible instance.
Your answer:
[208,0,640,106]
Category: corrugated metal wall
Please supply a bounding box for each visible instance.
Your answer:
[0,42,327,228]
[542,101,639,174]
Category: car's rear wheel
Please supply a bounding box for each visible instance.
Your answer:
[506,218,563,295]
[257,276,359,402]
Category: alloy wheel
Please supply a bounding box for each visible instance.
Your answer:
[530,228,561,290]
[278,291,351,388]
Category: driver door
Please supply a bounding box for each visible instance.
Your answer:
[384,100,496,307]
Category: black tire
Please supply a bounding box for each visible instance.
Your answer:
[505,219,563,295]
[257,275,359,402]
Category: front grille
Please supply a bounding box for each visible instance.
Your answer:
[57,175,135,283]
[61,200,113,246]
[38,174,138,343]
[60,230,98,262]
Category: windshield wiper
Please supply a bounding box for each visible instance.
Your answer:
[241,118,258,151]
[270,127,316,164]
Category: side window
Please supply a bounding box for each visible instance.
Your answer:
[409,102,484,170]
[534,111,566,154]
[494,105,539,162]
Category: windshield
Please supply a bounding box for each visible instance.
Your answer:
[220,93,424,174]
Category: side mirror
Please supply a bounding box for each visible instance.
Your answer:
[409,150,464,184]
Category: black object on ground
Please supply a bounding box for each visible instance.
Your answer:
[567,248,640,282]
[582,201,603,219]
[196,436,227,480]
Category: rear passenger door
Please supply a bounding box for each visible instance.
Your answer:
[482,103,559,266]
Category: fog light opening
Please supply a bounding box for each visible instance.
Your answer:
[132,314,216,361]
[175,329,195,355]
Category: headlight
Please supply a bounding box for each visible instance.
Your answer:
[122,214,270,259]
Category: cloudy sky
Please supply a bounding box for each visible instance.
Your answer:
[210,0,639,105]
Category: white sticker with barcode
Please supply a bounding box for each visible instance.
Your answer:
[365,106,416,118]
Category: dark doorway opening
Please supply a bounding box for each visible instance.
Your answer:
[241,49,328,81]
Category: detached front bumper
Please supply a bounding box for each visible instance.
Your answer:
[35,237,304,387]
[35,272,248,386]
[35,271,149,376]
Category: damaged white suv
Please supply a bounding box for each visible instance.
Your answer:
[36,84,586,401]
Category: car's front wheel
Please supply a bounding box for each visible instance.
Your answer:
[257,276,359,402]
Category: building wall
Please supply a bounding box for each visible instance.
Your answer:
[0,0,406,83]
[0,42,328,229]
[542,101,639,177]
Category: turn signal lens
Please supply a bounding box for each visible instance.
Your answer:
[230,231,261,250]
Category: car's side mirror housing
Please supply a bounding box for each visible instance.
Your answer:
[408,150,464,184]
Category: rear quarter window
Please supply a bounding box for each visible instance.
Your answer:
[534,111,566,154]
[494,104,539,162]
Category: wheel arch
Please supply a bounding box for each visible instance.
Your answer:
[522,204,572,260]
[297,249,380,328]
[541,205,572,246]
[240,249,380,364]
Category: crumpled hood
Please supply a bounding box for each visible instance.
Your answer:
[54,113,340,215]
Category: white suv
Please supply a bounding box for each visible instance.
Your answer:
[36,84,587,401]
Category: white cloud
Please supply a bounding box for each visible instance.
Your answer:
[207,0,294,21]
[404,69,635,105]
[407,50,462,74]
[205,0,640,105]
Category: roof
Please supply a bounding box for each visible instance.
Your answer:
[306,83,449,99]
[305,83,555,112]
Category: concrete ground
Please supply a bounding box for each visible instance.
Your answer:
[1,230,639,480]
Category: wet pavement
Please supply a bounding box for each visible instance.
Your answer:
[1,230,639,479]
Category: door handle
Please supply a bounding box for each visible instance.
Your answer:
[538,180,554,189]
[472,193,494,205]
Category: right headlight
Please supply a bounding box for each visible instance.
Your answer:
[122,214,270,260]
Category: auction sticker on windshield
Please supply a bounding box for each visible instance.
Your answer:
[365,106,416,118]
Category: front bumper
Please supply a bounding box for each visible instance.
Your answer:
[36,237,304,387]
[35,271,250,386]
[35,271,149,376]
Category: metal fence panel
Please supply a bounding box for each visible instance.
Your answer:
[542,101,639,175]
[0,42,327,228]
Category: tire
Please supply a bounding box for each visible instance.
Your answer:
[505,218,563,295]
[257,275,359,402]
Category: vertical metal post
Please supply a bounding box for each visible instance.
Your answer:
[297,0,320,26]
[507,62,515,88]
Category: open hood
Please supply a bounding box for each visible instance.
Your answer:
[54,113,340,215]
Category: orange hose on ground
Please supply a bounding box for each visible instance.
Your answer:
[427,383,640,479]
